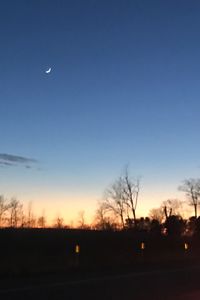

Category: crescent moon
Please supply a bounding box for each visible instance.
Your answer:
[45,68,51,74]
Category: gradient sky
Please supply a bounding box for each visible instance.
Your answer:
[1,0,200,223]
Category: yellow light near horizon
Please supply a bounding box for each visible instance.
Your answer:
[141,242,145,250]
[75,244,80,254]
[184,243,189,250]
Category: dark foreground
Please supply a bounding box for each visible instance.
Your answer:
[1,228,200,299]
[1,264,200,300]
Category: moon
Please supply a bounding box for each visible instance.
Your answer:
[45,67,51,74]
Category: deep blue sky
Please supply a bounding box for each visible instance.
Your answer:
[0,0,200,221]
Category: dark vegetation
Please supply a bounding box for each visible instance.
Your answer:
[1,222,200,279]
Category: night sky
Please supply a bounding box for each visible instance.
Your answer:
[1,0,200,222]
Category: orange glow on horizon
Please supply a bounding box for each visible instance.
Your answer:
[1,182,192,227]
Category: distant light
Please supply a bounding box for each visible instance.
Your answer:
[162,228,167,235]
[141,242,145,250]
[184,242,189,250]
[75,244,80,254]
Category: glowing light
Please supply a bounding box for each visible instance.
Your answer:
[162,227,167,235]
[45,67,51,74]
[141,242,145,250]
[184,242,189,250]
[75,244,80,254]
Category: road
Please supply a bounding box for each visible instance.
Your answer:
[1,265,200,300]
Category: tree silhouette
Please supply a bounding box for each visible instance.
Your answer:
[8,198,23,227]
[0,195,8,227]
[103,168,140,228]
[179,178,200,218]
[165,215,185,237]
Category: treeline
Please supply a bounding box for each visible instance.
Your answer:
[0,196,64,228]
[93,173,200,238]
[0,198,200,239]
[1,168,200,238]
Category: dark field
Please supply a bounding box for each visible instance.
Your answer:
[0,228,200,276]
[1,229,200,299]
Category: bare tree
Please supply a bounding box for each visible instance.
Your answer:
[122,168,140,223]
[104,177,126,228]
[149,200,185,237]
[93,201,117,230]
[179,178,200,218]
[37,216,46,228]
[0,195,8,227]
[8,198,23,227]
[149,207,164,223]
[162,199,183,220]
[37,212,46,228]
[53,216,64,228]
[77,210,86,229]
[103,168,140,228]
[20,211,27,228]
[26,202,35,228]
[149,199,183,223]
